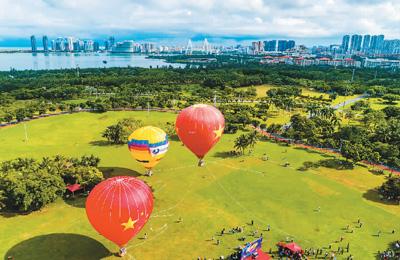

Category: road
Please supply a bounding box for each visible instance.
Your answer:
[331,94,368,110]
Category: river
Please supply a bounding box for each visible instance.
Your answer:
[0,50,181,71]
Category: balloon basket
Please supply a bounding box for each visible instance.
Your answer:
[118,247,127,257]
[198,159,205,167]
[146,169,153,176]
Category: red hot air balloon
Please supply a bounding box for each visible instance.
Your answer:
[86,176,153,254]
[175,104,225,166]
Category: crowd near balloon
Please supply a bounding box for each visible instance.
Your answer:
[86,104,225,255]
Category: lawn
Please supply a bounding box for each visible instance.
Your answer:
[0,111,399,259]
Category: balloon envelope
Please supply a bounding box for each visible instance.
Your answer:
[128,126,169,169]
[85,176,153,247]
[175,104,225,159]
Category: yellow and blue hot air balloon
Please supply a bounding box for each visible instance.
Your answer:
[128,126,169,176]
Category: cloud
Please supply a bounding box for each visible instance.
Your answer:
[0,0,398,45]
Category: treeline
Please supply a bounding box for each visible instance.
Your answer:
[282,105,400,169]
[0,155,103,212]
[1,65,399,101]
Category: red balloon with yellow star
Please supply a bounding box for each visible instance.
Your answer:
[85,176,153,248]
[175,104,225,166]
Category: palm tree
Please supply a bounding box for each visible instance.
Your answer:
[247,131,259,150]
[234,134,249,155]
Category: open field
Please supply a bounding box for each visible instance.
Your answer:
[0,111,399,259]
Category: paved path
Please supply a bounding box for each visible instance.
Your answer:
[331,94,368,110]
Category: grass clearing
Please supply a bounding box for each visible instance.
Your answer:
[0,111,398,259]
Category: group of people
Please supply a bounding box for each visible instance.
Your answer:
[378,240,400,259]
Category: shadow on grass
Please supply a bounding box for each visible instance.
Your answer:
[4,233,111,260]
[213,151,239,159]
[0,211,30,219]
[89,140,117,146]
[293,147,333,157]
[99,167,142,178]
[298,158,353,171]
[63,195,86,208]
[363,189,399,206]
[318,158,354,170]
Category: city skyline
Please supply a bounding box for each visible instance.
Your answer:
[0,0,399,47]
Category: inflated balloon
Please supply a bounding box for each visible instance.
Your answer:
[86,176,153,252]
[128,126,169,175]
[175,104,225,166]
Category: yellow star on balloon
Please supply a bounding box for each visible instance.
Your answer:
[121,217,137,231]
[213,125,223,139]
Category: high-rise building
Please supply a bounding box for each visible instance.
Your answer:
[350,34,362,52]
[30,35,37,52]
[277,40,287,52]
[252,41,264,54]
[376,35,385,53]
[111,40,135,53]
[55,37,65,51]
[42,36,49,52]
[287,40,295,50]
[370,35,385,53]
[51,40,56,51]
[382,39,400,54]
[341,35,350,52]
[264,40,276,51]
[362,35,371,52]
[108,36,115,48]
[73,41,80,52]
[66,37,74,52]
[84,40,94,52]
[93,41,100,52]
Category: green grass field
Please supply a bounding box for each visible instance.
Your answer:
[0,111,399,259]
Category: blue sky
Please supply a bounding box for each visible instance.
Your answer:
[0,0,399,47]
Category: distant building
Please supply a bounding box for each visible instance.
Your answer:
[42,36,49,52]
[142,43,155,53]
[111,40,135,53]
[341,35,350,52]
[350,34,362,52]
[364,57,400,68]
[362,35,371,52]
[264,40,276,52]
[370,35,385,54]
[287,40,295,50]
[93,41,100,52]
[55,37,65,51]
[30,35,37,52]
[252,41,264,54]
[51,40,56,51]
[84,40,94,52]
[66,37,74,52]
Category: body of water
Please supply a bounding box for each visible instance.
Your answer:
[0,51,181,71]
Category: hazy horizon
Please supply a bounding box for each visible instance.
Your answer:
[0,0,399,47]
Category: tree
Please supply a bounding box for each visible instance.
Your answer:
[378,176,400,202]
[234,134,249,155]
[341,141,371,165]
[382,94,399,104]
[102,118,143,144]
[234,131,258,155]
[0,168,64,212]
[15,108,27,122]
[3,111,14,122]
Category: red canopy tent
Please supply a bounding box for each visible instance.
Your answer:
[284,242,303,253]
[66,184,82,194]
[243,249,271,260]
